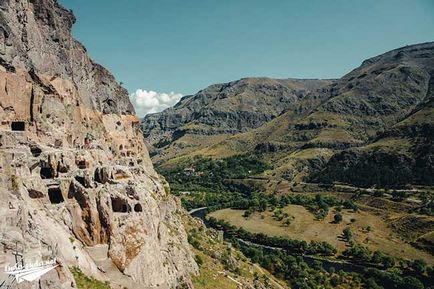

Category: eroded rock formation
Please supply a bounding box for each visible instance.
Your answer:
[0,0,197,288]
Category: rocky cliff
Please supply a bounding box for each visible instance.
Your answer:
[0,0,196,288]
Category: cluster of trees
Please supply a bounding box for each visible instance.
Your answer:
[180,191,245,211]
[342,243,434,288]
[238,242,362,289]
[418,192,434,216]
[237,240,433,289]
[363,267,432,289]
[310,151,415,188]
[207,217,337,256]
[241,193,357,221]
[182,188,359,224]
[342,244,395,268]
[160,155,271,192]
[271,208,292,226]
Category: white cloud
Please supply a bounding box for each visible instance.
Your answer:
[130,89,183,117]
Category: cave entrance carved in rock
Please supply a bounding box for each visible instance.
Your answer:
[48,187,64,204]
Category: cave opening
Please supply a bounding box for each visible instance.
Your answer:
[134,203,143,212]
[48,187,64,204]
[28,189,44,199]
[77,160,88,169]
[111,197,130,213]
[11,121,25,131]
[40,167,55,179]
[75,175,87,187]
[30,146,42,157]
[94,167,108,184]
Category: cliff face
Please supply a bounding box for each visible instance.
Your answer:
[0,1,196,288]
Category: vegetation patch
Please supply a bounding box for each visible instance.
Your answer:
[159,154,271,192]
[70,267,110,289]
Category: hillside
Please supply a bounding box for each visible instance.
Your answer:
[144,42,434,189]
[142,77,332,165]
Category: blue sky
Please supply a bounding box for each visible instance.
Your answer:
[59,0,434,116]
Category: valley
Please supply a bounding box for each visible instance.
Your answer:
[179,188,434,288]
[143,42,434,190]
[144,41,434,288]
[209,201,434,264]
[0,1,432,288]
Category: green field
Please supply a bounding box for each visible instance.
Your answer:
[209,204,434,265]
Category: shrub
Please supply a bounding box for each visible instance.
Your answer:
[334,213,343,224]
[343,228,352,241]
[194,255,204,267]
[411,259,427,274]
[392,190,407,201]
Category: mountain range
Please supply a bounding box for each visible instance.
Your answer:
[142,42,434,189]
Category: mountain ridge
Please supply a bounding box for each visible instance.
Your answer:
[143,41,434,188]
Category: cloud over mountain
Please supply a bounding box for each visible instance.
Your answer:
[130,89,183,117]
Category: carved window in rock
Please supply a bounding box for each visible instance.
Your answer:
[48,187,64,204]
[40,166,55,179]
[134,203,143,212]
[111,196,130,213]
[11,121,25,131]
[77,160,88,169]
[30,146,42,157]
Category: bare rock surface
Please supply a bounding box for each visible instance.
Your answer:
[0,0,197,288]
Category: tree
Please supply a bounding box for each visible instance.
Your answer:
[269,195,278,208]
[334,213,343,224]
[411,259,427,275]
[259,198,268,212]
[392,190,407,201]
[343,228,352,241]
[419,191,430,203]
[365,278,383,289]
[402,276,424,289]
[374,190,384,197]
[371,250,384,264]
[243,209,252,218]
[382,255,395,269]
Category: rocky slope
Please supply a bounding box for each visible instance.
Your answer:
[301,42,434,187]
[0,1,196,288]
[144,42,434,188]
[142,77,332,165]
